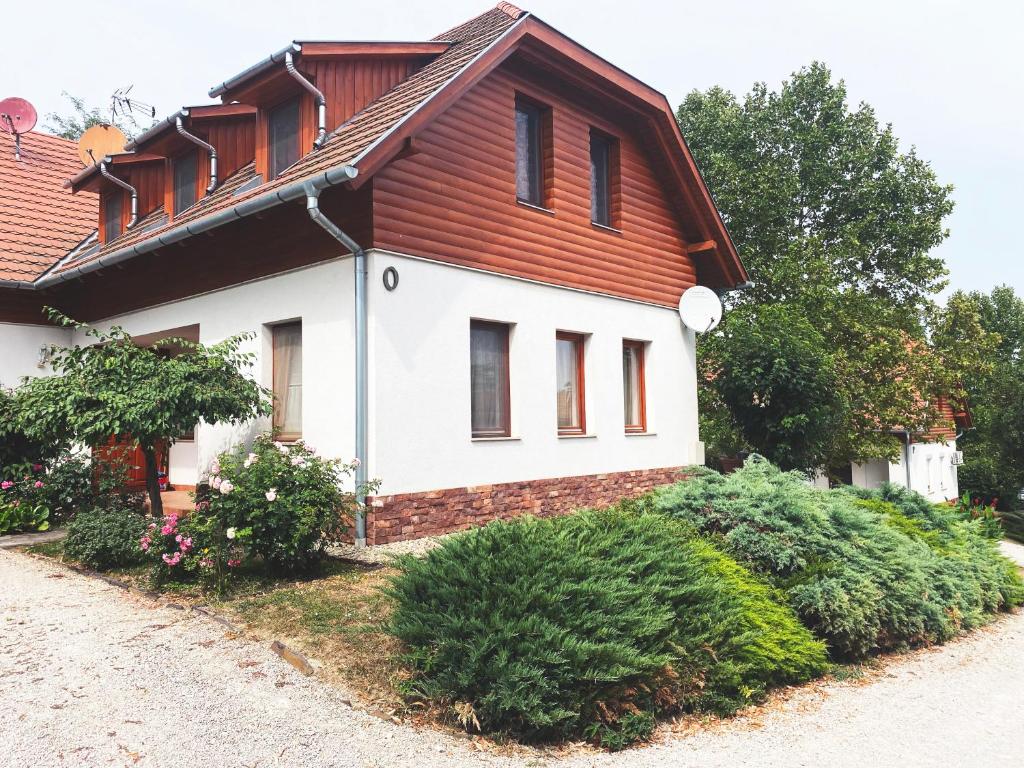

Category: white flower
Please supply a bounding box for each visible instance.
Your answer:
[220,480,234,495]
[291,456,305,467]
[211,460,221,475]
[351,457,361,468]
[226,527,236,540]
[210,475,222,490]
[243,452,258,468]
[265,488,277,502]
[276,442,290,454]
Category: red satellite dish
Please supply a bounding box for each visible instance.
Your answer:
[0,97,38,135]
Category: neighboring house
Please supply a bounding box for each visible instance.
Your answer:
[814,397,971,503]
[0,3,747,544]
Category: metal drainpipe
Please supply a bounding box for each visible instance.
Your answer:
[99,160,138,228]
[304,183,368,547]
[898,429,913,490]
[175,114,218,193]
[284,51,327,150]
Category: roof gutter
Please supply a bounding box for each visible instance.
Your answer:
[100,160,138,229]
[33,163,358,290]
[125,111,185,151]
[208,43,302,98]
[176,113,218,193]
[284,50,327,150]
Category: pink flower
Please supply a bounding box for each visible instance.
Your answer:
[147,522,157,530]
[160,517,178,536]
[34,480,44,488]
[211,460,221,475]
[199,558,214,568]
[179,537,193,554]
[277,443,290,455]
[175,534,183,543]
[351,457,361,468]
[32,463,43,472]
[220,480,234,495]
[139,536,151,551]
[227,558,241,568]
[162,552,182,567]
[243,452,258,468]
[210,475,222,490]
[265,488,277,502]
[291,456,305,467]
[1,481,12,490]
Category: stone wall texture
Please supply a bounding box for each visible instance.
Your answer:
[363,466,686,544]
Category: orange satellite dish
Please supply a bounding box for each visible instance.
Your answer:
[77,124,127,166]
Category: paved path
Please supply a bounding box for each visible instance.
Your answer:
[2,545,1024,768]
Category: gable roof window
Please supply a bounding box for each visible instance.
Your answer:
[268,97,302,180]
[515,96,551,208]
[173,151,198,215]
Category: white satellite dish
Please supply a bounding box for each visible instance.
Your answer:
[678,286,723,333]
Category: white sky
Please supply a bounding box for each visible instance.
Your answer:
[6,0,1022,298]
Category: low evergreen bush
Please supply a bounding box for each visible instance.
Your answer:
[387,509,826,747]
[64,503,149,571]
[653,460,1024,659]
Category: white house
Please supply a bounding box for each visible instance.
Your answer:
[0,4,748,545]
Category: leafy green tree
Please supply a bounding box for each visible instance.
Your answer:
[677,63,968,467]
[935,286,1024,506]
[44,92,145,141]
[13,311,271,516]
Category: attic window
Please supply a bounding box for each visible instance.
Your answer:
[173,151,198,215]
[103,192,123,242]
[590,130,620,228]
[515,95,551,208]
[268,97,301,180]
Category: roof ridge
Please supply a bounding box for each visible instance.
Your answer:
[495,2,526,19]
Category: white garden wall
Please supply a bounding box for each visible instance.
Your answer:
[367,250,702,496]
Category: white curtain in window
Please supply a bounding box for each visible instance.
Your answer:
[556,337,579,429]
[471,323,509,435]
[273,323,302,437]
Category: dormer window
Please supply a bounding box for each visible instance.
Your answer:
[514,95,552,208]
[173,151,198,215]
[103,192,123,242]
[268,97,301,180]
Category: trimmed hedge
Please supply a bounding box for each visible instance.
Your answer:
[652,460,1024,659]
[387,509,826,748]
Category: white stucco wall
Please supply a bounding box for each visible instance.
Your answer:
[73,259,356,486]
[901,440,959,502]
[367,250,701,496]
[0,322,71,389]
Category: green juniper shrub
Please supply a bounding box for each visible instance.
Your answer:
[64,501,149,571]
[653,460,1024,659]
[387,509,825,748]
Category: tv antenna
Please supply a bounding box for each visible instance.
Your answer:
[0,97,38,162]
[110,85,156,126]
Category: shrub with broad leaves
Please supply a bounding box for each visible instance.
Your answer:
[64,502,148,571]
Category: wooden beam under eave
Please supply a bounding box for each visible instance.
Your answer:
[686,240,716,254]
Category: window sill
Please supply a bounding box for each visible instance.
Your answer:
[516,199,555,216]
[625,431,656,437]
[559,433,597,439]
[591,221,622,235]
[472,435,521,442]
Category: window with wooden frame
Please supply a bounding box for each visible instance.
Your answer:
[272,322,303,441]
[556,332,586,435]
[172,150,198,216]
[268,96,302,181]
[590,129,620,228]
[622,340,646,432]
[514,95,552,208]
[470,320,511,438]
[102,191,123,242]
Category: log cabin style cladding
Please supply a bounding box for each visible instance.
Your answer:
[372,62,698,309]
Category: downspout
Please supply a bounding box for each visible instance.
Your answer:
[897,429,913,490]
[304,183,368,547]
[99,160,138,228]
[284,51,327,150]
[175,113,218,193]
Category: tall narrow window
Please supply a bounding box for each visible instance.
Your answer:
[173,151,198,215]
[623,340,646,432]
[515,98,544,205]
[103,192,123,242]
[272,322,302,440]
[470,320,511,437]
[590,132,611,226]
[268,97,301,180]
[556,332,586,435]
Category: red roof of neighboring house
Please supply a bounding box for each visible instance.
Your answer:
[0,131,97,281]
[40,3,747,289]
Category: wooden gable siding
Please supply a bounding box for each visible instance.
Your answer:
[164,117,256,220]
[49,184,372,323]
[99,162,164,243]
[370,64,697,307]
[302,58,428,135]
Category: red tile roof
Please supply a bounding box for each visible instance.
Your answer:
[0,131,97,281]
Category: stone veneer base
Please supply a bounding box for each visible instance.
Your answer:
[363,466,686,545]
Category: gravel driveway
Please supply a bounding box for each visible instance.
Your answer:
[3,544,1024,768]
